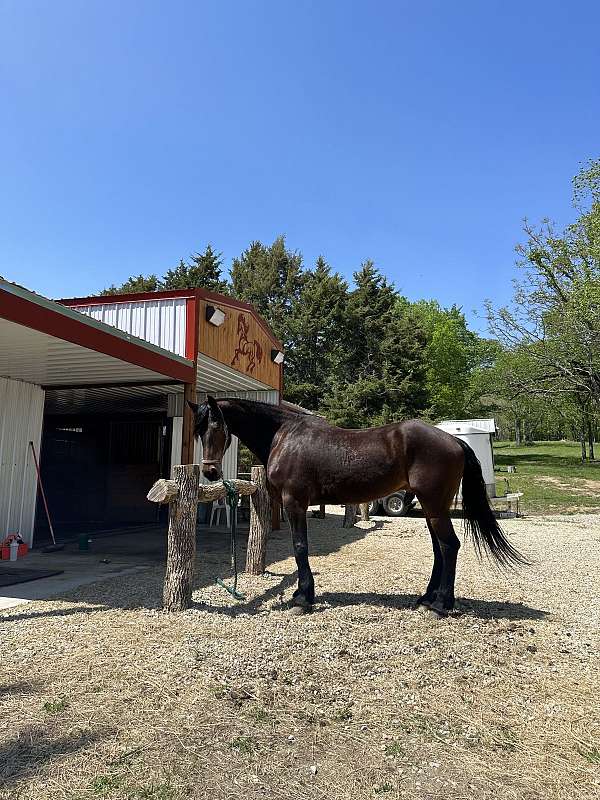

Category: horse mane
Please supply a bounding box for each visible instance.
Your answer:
[219,397,316,422]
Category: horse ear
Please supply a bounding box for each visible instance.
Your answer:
[186,400,199,415]
[206,395,223,421]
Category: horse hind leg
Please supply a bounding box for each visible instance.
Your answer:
[416,520,443,608]
[421,515,461,618]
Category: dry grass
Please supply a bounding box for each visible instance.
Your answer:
[1,509,599,800]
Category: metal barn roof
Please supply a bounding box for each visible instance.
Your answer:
[0,278,195,391]
[437,418,497,435]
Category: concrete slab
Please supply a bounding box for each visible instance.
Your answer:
[0,522,248,611]
[0,552,155,610]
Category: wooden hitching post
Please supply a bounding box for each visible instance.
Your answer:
[245,465,272,575]
[163,464,201,612]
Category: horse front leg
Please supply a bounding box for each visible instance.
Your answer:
[282,494,314,614]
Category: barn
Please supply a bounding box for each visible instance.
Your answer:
[0,279,283,546]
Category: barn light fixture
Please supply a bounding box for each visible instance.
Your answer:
[271,349,285,364]
[206,305,226,327]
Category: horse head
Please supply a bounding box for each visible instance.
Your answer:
[187,396,231,480]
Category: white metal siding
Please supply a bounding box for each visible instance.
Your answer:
[71,298,188,357]
[0,378,45,545]
[437,422,496,498]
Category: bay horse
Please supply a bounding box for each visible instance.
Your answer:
[189,397,524,617]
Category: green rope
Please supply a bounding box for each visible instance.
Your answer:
[216,479,245,601]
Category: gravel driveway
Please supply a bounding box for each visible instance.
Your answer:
[1,509,599,800]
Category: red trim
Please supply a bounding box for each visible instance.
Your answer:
[59,288,196,304]
[59,288,284,349]
[185,298,198,361]
[0,289,195,384]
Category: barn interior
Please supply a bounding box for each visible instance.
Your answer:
[0,279,282,550]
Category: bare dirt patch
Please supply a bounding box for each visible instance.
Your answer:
[535,475,600,495]
[1,510,599,800]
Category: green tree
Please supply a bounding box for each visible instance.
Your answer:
[163,244,228,292]
[284,256,349,410]
[487,158,600,409]
[419,304,479,419]
[320,262,428,426]
[101,274,161,295]
[230,236,304,342]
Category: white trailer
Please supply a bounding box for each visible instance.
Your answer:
[436,419,496,498]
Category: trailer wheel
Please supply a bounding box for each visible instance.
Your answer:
[382,492,414,517]
[368,499,382,515]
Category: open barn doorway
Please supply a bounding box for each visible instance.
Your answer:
[34,416,169,543]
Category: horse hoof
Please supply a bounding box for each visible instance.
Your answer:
[415,597,432,610]
[289,604,310,616]
[426,604,448,620]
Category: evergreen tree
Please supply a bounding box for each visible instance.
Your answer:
[344,260,398,377]
[101,274,161,295]
[163,244,228,292]
[284,256,349,410]
[320,262,428,426]
[230,236,303,342]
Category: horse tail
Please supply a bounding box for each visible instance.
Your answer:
[456,438,526,568]
[256,341,263,361]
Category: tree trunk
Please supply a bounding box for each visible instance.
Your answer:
[588,418,595,460]
[343,504,357,528]
[515,418,522,445]
[163,464,201,612]
[580,428,587,463]
[360,503,369,521]
[245,465,272,575]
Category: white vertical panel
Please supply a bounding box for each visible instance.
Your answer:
[71,298,188,356]
[0,377,45,545]
[170,416,183,472]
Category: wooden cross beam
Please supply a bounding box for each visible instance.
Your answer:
[147,476,258,505]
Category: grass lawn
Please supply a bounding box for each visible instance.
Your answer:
[494,440,600,514]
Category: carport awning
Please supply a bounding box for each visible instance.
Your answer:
[0,279,195,388]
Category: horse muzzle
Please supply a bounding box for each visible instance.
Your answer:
[202,460,222,481]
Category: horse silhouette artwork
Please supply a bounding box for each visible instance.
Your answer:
[188,397,526,618]
[230,313,263,374]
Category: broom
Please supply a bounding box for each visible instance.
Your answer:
[29,441,65,553]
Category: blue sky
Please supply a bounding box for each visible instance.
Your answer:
[2,1,599,331]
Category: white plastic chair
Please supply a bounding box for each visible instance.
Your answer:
[210,496,236,527]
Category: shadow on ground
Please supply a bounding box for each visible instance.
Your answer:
[1,513,372,615]
[316,590,548,620]
[0,724,109,789]
[1,513,548,623]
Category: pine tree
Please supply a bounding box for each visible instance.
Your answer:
[100,274,161,295]
[163,245,228,293]
[320,261,428,426]
[230,236,303,342]
[284,256,349,410]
